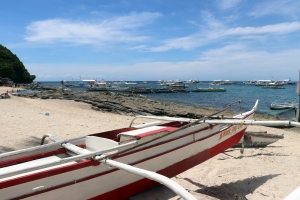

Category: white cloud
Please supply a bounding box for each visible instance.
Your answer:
[195,45,300,80]
[217,0,241,10]
[25,12,162,45]
[146,21,300,52]
[201,11,226,31]
[249,0,300,18]
[226,22,300,35]
[28,47,300,81]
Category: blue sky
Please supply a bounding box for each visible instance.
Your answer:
[1,0,300,81]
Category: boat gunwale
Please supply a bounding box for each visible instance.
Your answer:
[0,108,255,190]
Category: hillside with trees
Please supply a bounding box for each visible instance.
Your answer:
[0,44,35,83]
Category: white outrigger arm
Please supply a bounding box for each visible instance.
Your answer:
[63,141,197,200]
[201,119,300,127]
[101,159,197,200]
[0,135,197,200]
[130,116,300,129]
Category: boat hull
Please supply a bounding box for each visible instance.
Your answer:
[0,106,256,199]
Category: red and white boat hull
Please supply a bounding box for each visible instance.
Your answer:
[0,103,256,199]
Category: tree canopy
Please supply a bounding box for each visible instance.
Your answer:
[0,44,36,83]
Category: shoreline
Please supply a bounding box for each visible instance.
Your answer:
[1,86,300,199]
[7,85,288,120]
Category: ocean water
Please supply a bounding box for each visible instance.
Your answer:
[38,81,299,120]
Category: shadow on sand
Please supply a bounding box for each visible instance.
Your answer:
[185,174,280,199]
[129,174,280,200]
[0,136,43,153]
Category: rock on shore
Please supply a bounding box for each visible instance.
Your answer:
[12,86,231,118]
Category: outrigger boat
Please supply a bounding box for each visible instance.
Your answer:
[191,87,226,92]
[2,100,300,199]
[270,102,298,110]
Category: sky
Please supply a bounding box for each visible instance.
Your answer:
[1,0,300,82]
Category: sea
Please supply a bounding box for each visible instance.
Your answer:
[36,81,299,120]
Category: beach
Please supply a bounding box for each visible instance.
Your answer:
[1,86,300,199]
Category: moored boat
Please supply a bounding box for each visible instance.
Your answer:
[270,102,298,110]
[130,87,152,94]
[0,100,259,199]
[191,87,226,92]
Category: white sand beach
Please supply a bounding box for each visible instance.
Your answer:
[1,86,300,199]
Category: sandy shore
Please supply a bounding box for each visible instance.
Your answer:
[1,86,300,199]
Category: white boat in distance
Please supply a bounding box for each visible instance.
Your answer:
[210,80,235,85]
[0,100,261,199]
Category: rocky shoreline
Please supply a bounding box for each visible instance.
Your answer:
[12,86,279,121]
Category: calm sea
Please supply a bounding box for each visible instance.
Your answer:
[38,81,299,120]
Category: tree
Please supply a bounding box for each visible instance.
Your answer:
[0,44,35,83]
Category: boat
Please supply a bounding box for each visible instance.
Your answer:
[185,79,201,84]
[220,80,235,85]
[243,80,257,85]
[281,78,295,85]
[152,86,173,93]
[85,79,115,92]
[170,81,189,92]
[191,87,226,92]
[262,85,285,89]
[233,131,284,148]
[0,100,260,199]
[210,80,222,85]
[130,87,152,94]
[256,80,285,87]
[270,102,298,110]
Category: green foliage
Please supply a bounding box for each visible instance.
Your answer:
[0,44,35,83]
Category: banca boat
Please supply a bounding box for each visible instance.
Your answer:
[191,87,226,92]
[270,102,298,110]
[3,100,300,199]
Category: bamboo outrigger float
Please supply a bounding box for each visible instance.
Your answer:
[1,99,299,199]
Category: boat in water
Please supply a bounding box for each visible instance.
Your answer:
[0,100,260,199]
[191,87,226,92]
[270,102,298,110]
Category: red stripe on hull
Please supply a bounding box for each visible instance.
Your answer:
[5,128,245,199]
[90,129,245,200]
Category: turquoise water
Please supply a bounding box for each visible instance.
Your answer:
[148,83,298,120]
[38,81,299,120]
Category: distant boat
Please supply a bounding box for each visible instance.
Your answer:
[210,80,234,85]
[281,78,295,85]
[220,80,235,85]
[130,87,152,94]
[270,102,298,110]
[262,85,285,89]
[191,87,226,92]
[210,80,222,85]
[152,87,173,93]
[243,80,257,85]
[186,79,201,84]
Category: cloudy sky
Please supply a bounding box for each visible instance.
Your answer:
[1,0,300,81]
